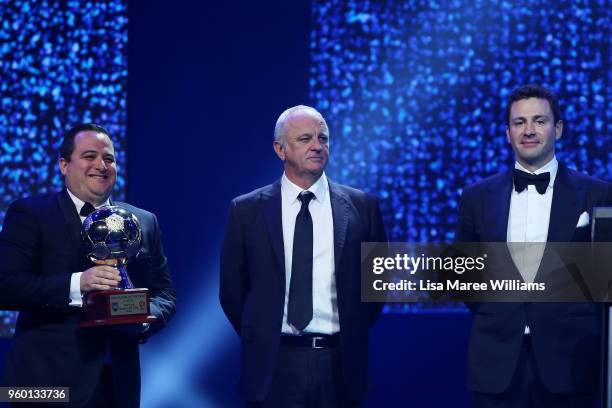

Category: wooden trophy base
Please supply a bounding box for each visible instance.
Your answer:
[80,288,158,327]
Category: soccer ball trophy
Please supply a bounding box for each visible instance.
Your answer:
[80,206,157,327]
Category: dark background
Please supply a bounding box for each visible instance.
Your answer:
[126,2,472,406]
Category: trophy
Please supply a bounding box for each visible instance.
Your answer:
[80,206,157,327]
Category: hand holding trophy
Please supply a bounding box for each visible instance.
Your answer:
[80,206,157,327]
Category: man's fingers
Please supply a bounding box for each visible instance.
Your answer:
[97,277,119,286]
[92,266,121,281]
[81,265,122,293]
[91,283,113,291]
[97,265,120,275]
[102,271,121,281]
[89,278,118,291]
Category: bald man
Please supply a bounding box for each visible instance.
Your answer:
[220,106,387,407]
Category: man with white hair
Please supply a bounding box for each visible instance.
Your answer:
[220,105,387,407]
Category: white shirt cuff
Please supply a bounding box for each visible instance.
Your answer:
[69,272,83,307]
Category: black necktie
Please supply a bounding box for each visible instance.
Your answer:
[512,169,550,195]
[80,202,96,217]
[288,191,315,331]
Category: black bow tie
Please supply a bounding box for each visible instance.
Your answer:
[512,169,550,194]
[80,202,96,217]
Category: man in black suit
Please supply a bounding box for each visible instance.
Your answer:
[456,84,611,407]
[220,105,387,407]
[0,124,176,407]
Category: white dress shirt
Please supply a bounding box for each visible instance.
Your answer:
[507,157,558,334]
[66,188,110,307]
[280,172,339,335]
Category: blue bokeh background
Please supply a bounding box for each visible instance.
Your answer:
[313,0,611,244]
[312,0,611,315]
[0,0,127,338]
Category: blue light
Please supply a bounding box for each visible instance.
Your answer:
[0,0,127,336]
[311,0,611,312]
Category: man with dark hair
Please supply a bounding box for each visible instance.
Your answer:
[0,124,176,407]
[456,84,611,407]
[59,123,111,161]
[220,105,387,407]
[504,83,561,127]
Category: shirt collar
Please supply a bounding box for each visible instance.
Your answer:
[66,188,111,215]
[281,172,328,204]
[514,156,558,187]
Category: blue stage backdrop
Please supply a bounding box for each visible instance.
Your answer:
[0,0,127,337]
[1,1,611,406]
[311,0,611,312]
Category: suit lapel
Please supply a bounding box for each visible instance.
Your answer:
[483,171,525,280]
[484,170,513,242]
[57,188,83,250]
[329,181,350,275]
[261,181,286,283]
[547,163,583,242]
[265,178,349,285]
[534,164,584,284]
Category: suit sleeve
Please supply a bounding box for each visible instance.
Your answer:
[0,200,71,310]
[455,187,479,313]
[455,187,477,243]
[367,195,388,326]
[142,213,176,338]
[606,182,612,206]
[219,199,249,334]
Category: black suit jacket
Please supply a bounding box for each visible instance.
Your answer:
[456,163,611,394]
[220,179,387,402]
[0,190,176,408]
